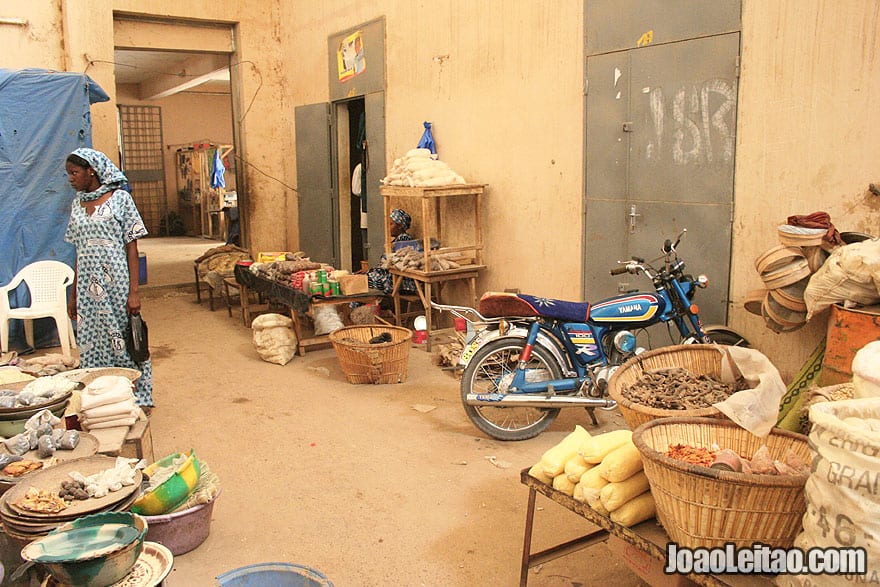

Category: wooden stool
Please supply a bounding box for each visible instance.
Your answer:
[93,418,154,463]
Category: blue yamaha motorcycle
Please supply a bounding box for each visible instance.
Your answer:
[432,229,748,440]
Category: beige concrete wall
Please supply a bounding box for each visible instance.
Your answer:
[4,1,291,253]
[733,0,880,377]
[285,0,585,300]
[116,84,234,215]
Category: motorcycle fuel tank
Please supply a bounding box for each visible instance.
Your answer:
[589,293,666,325]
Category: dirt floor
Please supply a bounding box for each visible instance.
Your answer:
[2,237,648,586]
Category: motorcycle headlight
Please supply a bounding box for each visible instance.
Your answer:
[613,330,637,354]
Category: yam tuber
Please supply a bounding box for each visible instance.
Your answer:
[541,425,591,478]
[599,471,650,512]
[578,429,633,464]
[609,492,656,527]
[598,442,644,482]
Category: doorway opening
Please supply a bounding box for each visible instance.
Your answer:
[112,15,242,287]
[336,97,366,272]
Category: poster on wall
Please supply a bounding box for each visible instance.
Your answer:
[337,30,366,82]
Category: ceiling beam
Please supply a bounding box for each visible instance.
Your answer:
[139,53,228,100]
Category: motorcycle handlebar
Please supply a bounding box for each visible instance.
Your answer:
[610,266,629,276]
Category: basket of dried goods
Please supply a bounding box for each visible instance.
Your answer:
[607,345,747,430]
[632,416,811,548]
[329,325,412,384]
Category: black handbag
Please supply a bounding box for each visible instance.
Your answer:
[126,313,150,363]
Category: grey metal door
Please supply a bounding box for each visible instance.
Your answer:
[295,102,336,266]
[584,33,740,325]
[362,92,386,267]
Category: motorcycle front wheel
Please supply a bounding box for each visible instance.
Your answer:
[460,338,563,441]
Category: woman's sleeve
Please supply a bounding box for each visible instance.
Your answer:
[117,191,149,243]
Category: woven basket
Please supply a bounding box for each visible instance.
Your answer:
[329,325,412,384]
[632,417,810,548]
[607,345,729,430]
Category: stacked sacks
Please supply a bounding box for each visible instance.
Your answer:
[79,376,141,430]
[381,148,466,187]
[528,426,656,527]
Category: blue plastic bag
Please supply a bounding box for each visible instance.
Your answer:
[417,121,436,155]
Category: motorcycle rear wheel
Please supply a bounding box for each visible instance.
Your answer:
[682,326,751,347]
[460,338,563,441]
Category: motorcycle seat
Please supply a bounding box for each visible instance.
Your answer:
[478,292,590,323]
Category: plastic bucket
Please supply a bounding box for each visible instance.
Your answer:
[216,562,334,587]
[142,488,220,555]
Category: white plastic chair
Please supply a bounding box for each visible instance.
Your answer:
[0,260,77,359]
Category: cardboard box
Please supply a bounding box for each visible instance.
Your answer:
[606,535,698,587]
[257,251,291,263]
[339,274,368,295]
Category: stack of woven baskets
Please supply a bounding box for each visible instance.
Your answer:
[745,225,835,332]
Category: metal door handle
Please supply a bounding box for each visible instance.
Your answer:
[628,205,641,233]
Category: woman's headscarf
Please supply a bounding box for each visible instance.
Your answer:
[70,148,129,202]
[390,208,412,230]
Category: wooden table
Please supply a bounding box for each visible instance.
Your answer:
[390,265,484,351]
[519,469,774,587]
[233,265,384,355]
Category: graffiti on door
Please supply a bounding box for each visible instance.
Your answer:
[644,79,736,166]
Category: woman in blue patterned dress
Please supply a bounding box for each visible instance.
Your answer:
[64,148,154,408]
[367,208,418,295]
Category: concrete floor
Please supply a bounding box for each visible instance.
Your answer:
[1,237,645,586]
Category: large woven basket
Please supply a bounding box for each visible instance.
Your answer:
[607,344,729,429]
[329,325,412,384]
[632,417,810,548]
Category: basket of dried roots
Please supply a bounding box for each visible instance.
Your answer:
[608,345,748,430]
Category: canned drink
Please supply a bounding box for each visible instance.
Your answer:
[317,269,328,283]
[309,281,322,295]
[329,281,341,295]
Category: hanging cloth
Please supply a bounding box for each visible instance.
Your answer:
[210,149,226,189]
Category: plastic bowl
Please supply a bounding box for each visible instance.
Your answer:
[21,512,147,587]
[143,488,221,555]
[217,562,334,587]
[131,450,200,516]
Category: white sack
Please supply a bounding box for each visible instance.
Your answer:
[804,238,880,321]
[713,346,787,437]
[252,313,297,365]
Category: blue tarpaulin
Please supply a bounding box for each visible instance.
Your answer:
[0,68,108,351]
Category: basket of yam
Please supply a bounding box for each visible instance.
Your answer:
[607,345,747,430]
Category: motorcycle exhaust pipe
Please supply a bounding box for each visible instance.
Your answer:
[464,393,617,410]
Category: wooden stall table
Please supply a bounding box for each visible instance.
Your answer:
[519,469,775,587]
[233,264,384,355]
[390,266,484,351]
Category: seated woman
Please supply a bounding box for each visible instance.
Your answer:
[367,209,418,295]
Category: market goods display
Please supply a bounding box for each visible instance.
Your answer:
[0,455,143,544]
[528,426,656,528]
[664,443,809,475]
[0,374,76,410]
[79,376,141,431]
[632,416,810,549]
[619,367,740,410]
[607,345,731,429]
[381,148,466,187]
[382,246,465,272]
